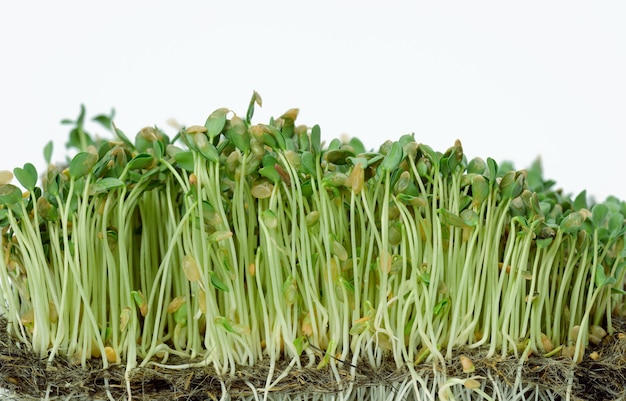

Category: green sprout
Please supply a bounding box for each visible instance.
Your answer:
[1,94,626,401]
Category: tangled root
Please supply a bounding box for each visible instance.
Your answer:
[2,317,626,400]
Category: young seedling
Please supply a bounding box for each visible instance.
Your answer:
[1,94,625,400]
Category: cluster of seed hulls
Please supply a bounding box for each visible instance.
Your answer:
[1,96,625,387]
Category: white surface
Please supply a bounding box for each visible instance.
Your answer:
[1,1,625,202]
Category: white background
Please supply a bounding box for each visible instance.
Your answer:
[1,1,625,202]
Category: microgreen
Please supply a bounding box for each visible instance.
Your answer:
[1,95,625,401]
[13,163,38,192]
[43,141,54,165]
[0,183,22,206]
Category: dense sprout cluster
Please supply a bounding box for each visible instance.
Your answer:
[1,93,625,399]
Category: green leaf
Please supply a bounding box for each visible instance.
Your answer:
[262,154,279,169]
[574,190,588,211]
[398,134,415,148]
[317,340,336,369]
[61,104,86,126]
[486,157,498,185]
[204,108,229,139]
[471,174,489,206]
[259,129,277,149]
[165,144,184,159]
[512,216,531,233]
[434,298,449,316]
[174,151,195,172]
[342,277,356,295]
[77,104,86,125]
[0,184,23,206]
[611,286,626,296]
[209,271,229,292]
[439,154,451,177]
[92,154,112,178]
[560,211,586,234]
[297,126,310,152]
[92,109,115,131]
[259,165,281,183]
[460,209,479,227]
[325,149,354,165]
[393,170,411,194]
[69,152,98,179]
[536,237,553,248]
[43,141,54,165]
[301,179,313,197]
[528,191,543,216]
[246,90,262,123]
[13,163,38,191]
[467,157,486,175]
[591,204,609,227]
[131,290,147,309]
[66,127,93,151]
[279,108,298,138]
[192,132,215,160]
[301,151,317,176]
[215,316,236,333]
[96,141,113,159]
[173,304,187,325]
[349,137,366,154]
[261,209,278,229]
[331,240,348,261]
[128,153,155,170]
[196,139,219,162]
[282,276,297,305]
[0,208,8,222]
[347,156,368,168]
[311,124,321,155]
[445,140,464,172]
[226,115,250,152]
[153,140,164,160]
[293,336,308,355]
[526,158,544,191]
[322,172,348,187]
[328,138,341,151]
[497,161,515,177]
[509,196,526,217]
[416,157,432,178]
[91,177,124,194]
[45,171,60,197]
[608,213,625,237]
[263,125,286,150]
[114,125,135,151]
[397,193,427,208]
[36,196,58,221]
[208,231,233,242]
[380,141,403,173]
[499,171,524,200]
[437,208,465,228]
[136,127,161,152]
